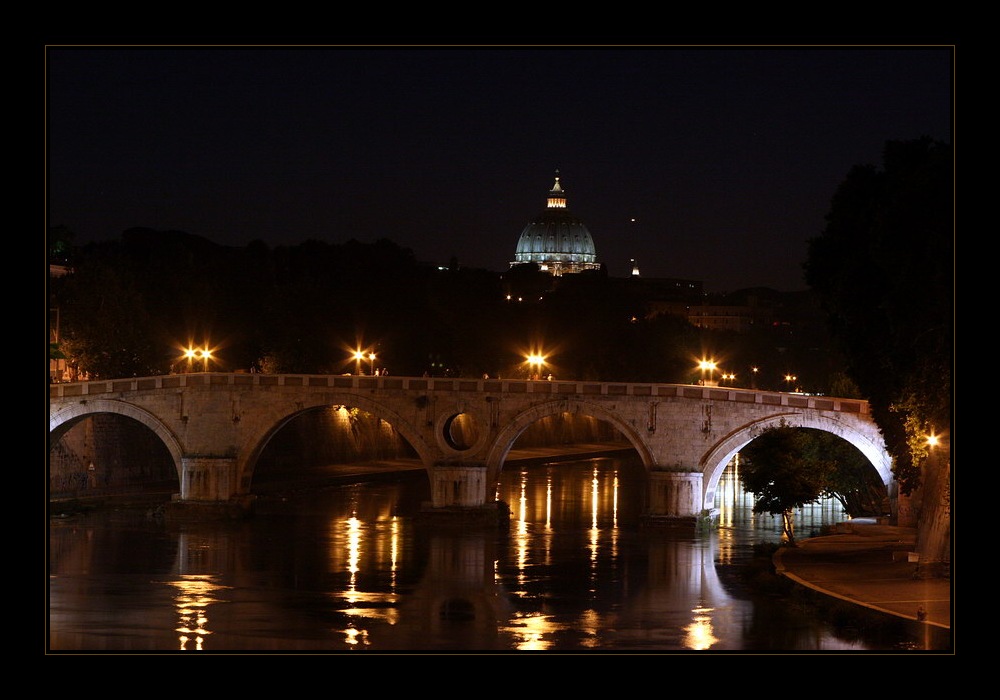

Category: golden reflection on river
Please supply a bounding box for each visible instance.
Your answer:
[684,604,719,650]
[330,511,406,647]
[49,456,944,652]
[171,574,228,651]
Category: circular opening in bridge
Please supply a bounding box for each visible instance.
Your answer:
[442,412,480,452]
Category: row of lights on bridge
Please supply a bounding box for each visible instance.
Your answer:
[178,344,801,390]
[696,359,798,390]
[161,344,953,451]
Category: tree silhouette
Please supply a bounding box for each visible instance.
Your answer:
[804,137,952,576]
[804,137,951,495]
[739,423,834,546]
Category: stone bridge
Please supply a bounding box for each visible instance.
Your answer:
[48,373,896,522]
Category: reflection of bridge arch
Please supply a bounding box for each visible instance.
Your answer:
[394,533,514,647]
[485,399,651,484]
[613,535,737,650]
[700,412,894,511]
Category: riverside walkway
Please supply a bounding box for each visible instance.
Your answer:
[774,522,951,631]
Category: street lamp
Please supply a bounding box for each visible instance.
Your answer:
[784,374,798,392]
[368,352,376,376]
[181,344,213,372]
[698,360,717,386]
[353,350,364,376]
[526,353,545,380]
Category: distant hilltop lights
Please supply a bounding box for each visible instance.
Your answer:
[510,172,602,276]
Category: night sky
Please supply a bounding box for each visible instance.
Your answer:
[45,44,953,292]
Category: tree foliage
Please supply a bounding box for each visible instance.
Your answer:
[814,431,887,518]
[49,228,720,382]
[53,247,161,379]
[740,424,888,544]
[739,423,835,545]
[49,222,852,391]
[804,137,952,494]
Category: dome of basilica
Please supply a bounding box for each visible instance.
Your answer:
[511,173,601,276]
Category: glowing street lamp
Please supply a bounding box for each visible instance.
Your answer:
[182,344,213,373]
[368,352,376,376]
[526,353,545,380]
[199,347,212,372]
[353,350,364,376]
[784,374,798,392]
[698,359,717,386]
[183,345,213,374]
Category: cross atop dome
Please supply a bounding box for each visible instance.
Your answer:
[547,170,567,209]
[551,169,563,193]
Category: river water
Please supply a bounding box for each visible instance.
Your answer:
[47,455,943,653]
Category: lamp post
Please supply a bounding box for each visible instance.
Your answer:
[784,374,798,392]
[353,351,364,376]
[698,360,717,386]
[182,343,213,372]
[368,352,376,376]
[527,353,545,380]
[750,366,759,390]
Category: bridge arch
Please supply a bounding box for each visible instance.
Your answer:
[48,399,186,484]
[239,392,435,493]
[699,412,894,512]
[485,398,652,484]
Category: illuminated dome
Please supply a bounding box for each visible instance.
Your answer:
[511,172,601,276]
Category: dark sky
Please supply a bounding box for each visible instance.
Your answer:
[45,45,953,292]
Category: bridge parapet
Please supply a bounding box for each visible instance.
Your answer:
[49,373,869,415]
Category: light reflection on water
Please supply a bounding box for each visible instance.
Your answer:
[171,574,228,651]
[49,455,931,653]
